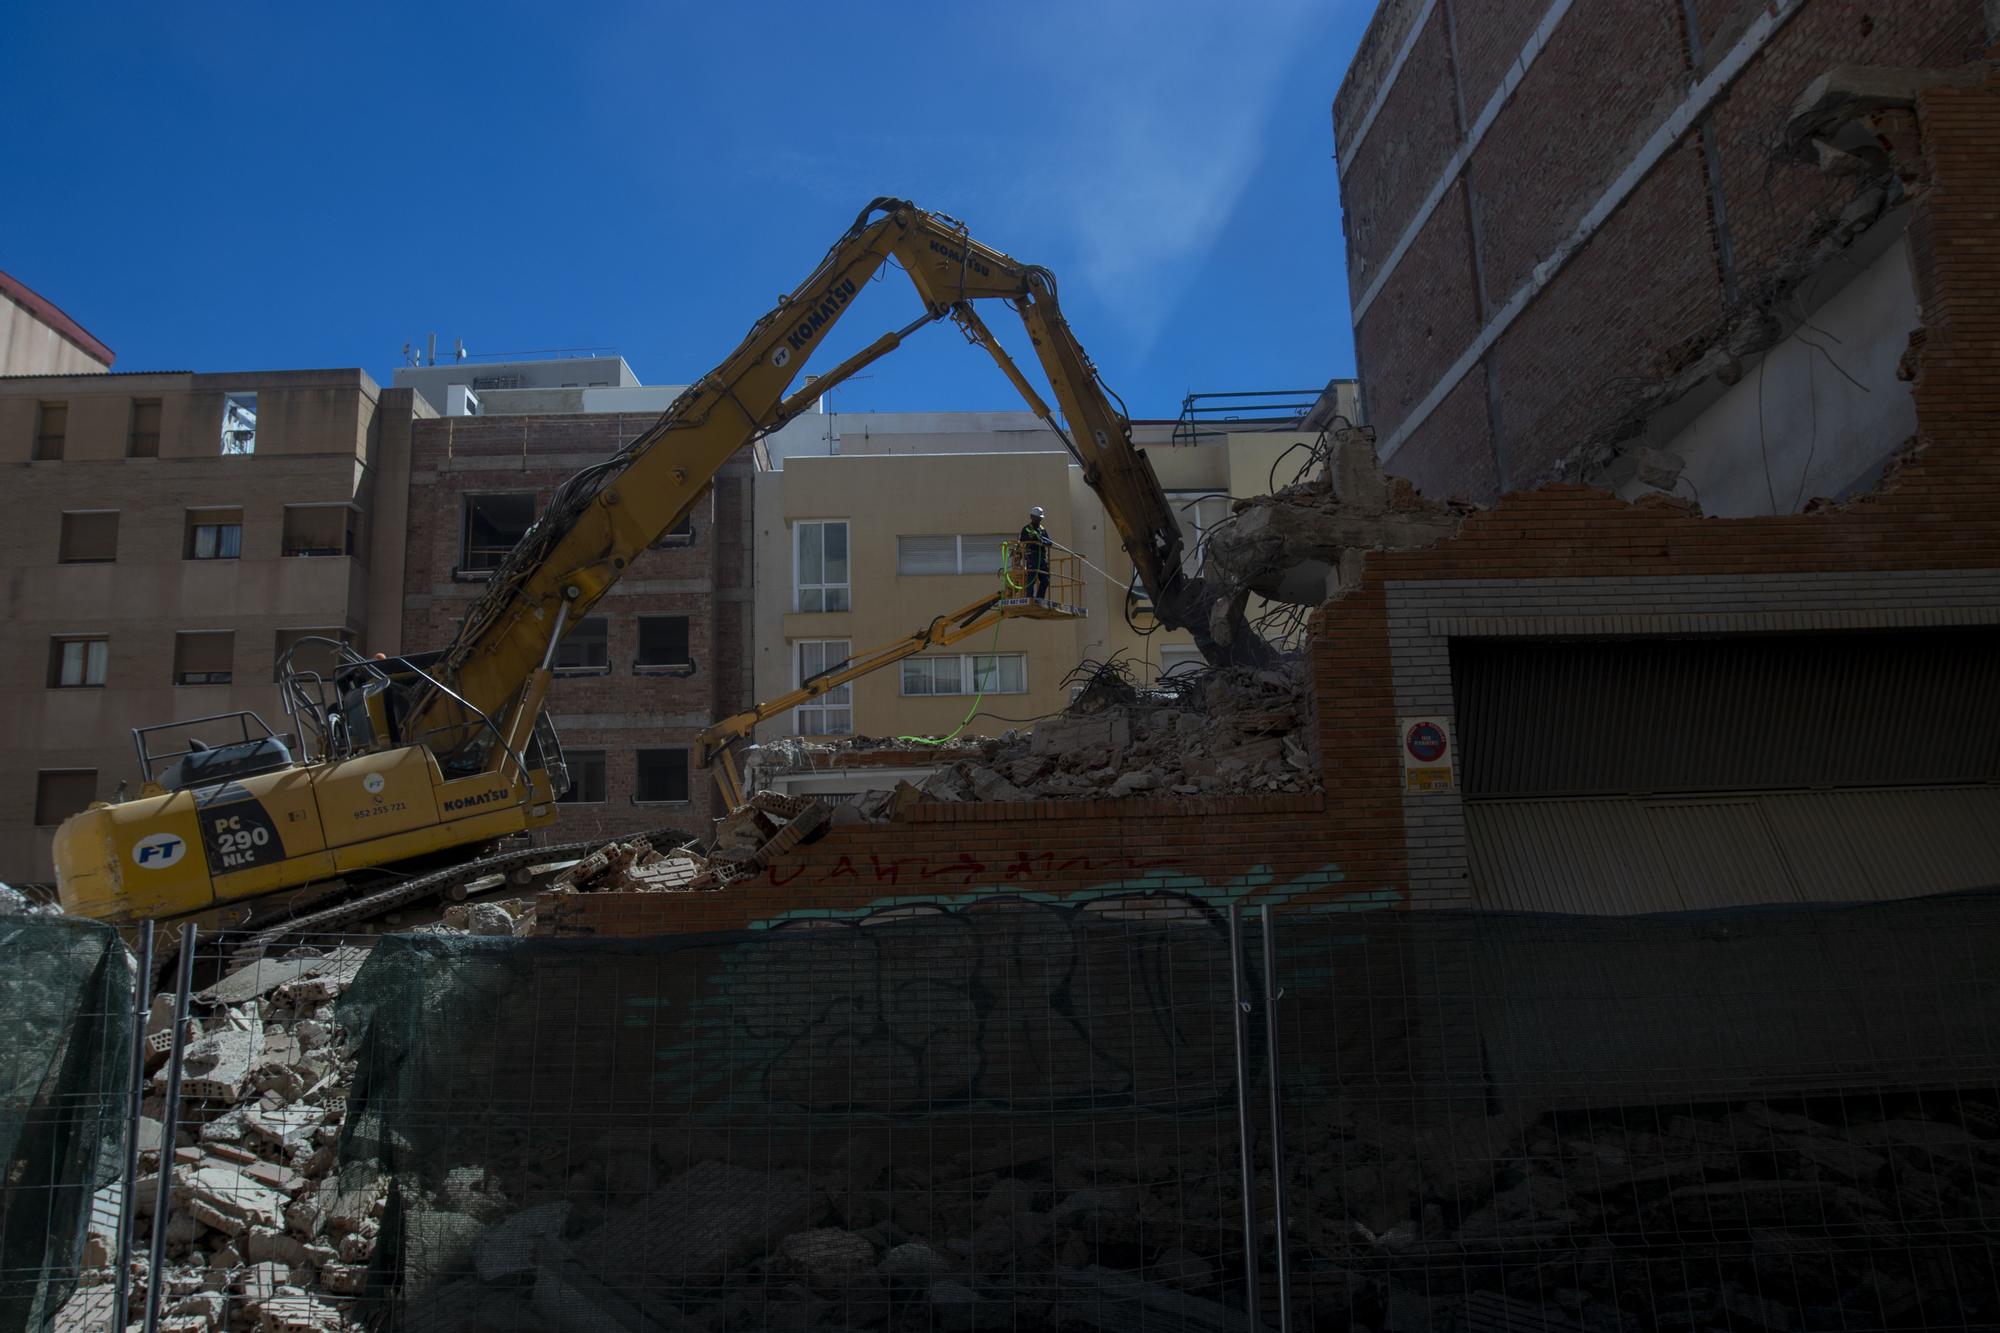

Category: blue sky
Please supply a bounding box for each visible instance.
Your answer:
[2,2,1367,418]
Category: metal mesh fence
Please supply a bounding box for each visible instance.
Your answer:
[23,886,2000,1332]
[1262,890,2000,1331]
[335,901,1260,1330]
[0,916,133,1333]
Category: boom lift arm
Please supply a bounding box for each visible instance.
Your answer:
[697,587,1072,809]
[404,198,1269,771]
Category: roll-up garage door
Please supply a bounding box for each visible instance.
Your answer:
[1452,629,2000,911]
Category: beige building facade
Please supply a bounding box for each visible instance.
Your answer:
[748,393,1357,759]
[0,268,114,377]
[0,369,428,882]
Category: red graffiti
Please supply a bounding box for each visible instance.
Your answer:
[920,853,989,884]
[752,849,1199,891]
[869,854,914,886]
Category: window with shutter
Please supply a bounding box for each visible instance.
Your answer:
[59,512,118,563]
[173,631,235,685]
[35,770,97,825]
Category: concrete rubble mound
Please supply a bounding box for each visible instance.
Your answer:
[58,947,372,1333]
[915,653,1320,802]
[1201,426,1471,611]
[542,791,834,899]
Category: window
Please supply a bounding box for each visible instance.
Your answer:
[634,748,690,804]
[273,628,350,682]
[173,631,234,685]
[59,511,118,563]
[1158,643,1204,680]
[895,533,1014,577]
[901,652,1027,696]
[557,750,607,804]
[650,514,696,548]
[636,616,691,671]
[185,508,243,560]
[282,505,356,557]
[795,640,853,735]
[33,402,66,460]
[221,392,257,454]
[554,617,609,673]
[35,770,97,826]
[794,520,850,612]
[1167,492,1233,574]
[129,399,161,457]
[461,494,536,573]
[49,637,108,688]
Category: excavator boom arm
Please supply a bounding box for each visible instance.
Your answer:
[410,199,1263,753]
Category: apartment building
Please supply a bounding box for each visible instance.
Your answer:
[1,267,114,376]
[0,369,428,882]
[748,391,1358,763]
[397,404,759,842]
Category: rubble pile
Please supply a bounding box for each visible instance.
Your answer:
[1280,1091,2000,1330]
[365,1089,2000,1330]
[542,793,834,898]
[914,654,1319,803]
[58,947,372,1333]
[1201,428,1469,612]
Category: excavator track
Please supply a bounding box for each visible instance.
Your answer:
[231,826,693,960]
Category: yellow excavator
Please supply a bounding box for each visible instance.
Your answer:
[53,197,1263,934]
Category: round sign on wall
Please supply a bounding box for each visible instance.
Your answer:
[1405,721,1448,764]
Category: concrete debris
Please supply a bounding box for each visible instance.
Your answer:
[546,794,833,899]
[74,946,374,1332]
[901,653,1319,804]
[1203,428,1469,607]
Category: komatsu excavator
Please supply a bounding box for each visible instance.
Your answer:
[54,197,1265,934]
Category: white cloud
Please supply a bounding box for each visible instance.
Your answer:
[1019,0,1328,348]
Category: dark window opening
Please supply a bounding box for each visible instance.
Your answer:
[33,402,66,460]
[129,399,161,457]
[35,770,96,826]
[635,748,690,804]
[558,750,607,804]
[283,505,356,557]
[554,617,609,673]
[461,494,536,573]
[59,511,118,563]
[174,631,235,685]
[651,514,696,548]
[636,616,692,671]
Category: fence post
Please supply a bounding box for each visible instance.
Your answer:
[1227,902,1262,1330]
[143,925,197,1333]
[1260,907,1291,1333]
[111,920,153,1332]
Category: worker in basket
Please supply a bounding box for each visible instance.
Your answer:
[1019,505,1052,600]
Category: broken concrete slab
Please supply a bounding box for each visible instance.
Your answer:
[176,1023,264,1103]
[178,1164,286,1234]
[575,1160,807,1283]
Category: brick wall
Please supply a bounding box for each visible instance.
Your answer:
[546,65,2000,935]
[401,414,755,838]
[1334,0,1994,501]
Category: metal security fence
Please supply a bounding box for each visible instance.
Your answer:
[335,901,1263,1330]
[0,916,134,1333]
[21,887,2000,1332]
[1260,890,2000,1331]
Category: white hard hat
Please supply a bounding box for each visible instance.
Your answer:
[1029,505,1045,518]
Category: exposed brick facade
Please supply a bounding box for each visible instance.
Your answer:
[545,63,2000,937]
[1334,0,1995,500]
[401,414,755,840]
